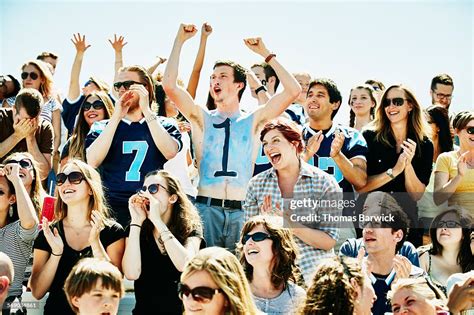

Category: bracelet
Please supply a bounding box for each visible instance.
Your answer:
[51,252,62,257]
[255,85,267,94]
[145,113,158,124]
[130,223,142,229]
[264,53,276,63]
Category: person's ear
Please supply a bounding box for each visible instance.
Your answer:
[169,194,178,205]
[350,278,361,299]
[394,230,403,242]
[71,296,81,309]
[332,101,341,112]
[0,276,10,294]
[9,195,16,205]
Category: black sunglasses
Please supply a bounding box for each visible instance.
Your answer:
[177,283,223,303]
[21,72,39,80]
[56,171,85,186]
[83,100,105,111]
[465,127,474,135]
[242,232,271,244]
[4,159,33,169]
[437,220,462,228]
[138,183,168,194]
[383,97,407,107]
[113,80,143,92]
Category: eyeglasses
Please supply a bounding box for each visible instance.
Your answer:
[56,171,85,186]
[433,92,452,100]
[4,159,33,169]
[83,100,105,111]
[113,80,144,92]
[437,220,462,228]
[383,97,408,107]
[242,232,271,244]
[177,283,223,303]
[465,127,474,135]
[138,183,168,194]
[21,72,39,80]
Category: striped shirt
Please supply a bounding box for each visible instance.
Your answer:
[0,220,38,297]
[244,160,342,283]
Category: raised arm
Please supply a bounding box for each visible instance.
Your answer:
[146,56,167,76]
[108,34,127,99]
[187,22,213,99]
[68,33,91,101]
[247,70,270,106]
[246,38,301,124]
[163,24,203,122]
[3,164,38,229]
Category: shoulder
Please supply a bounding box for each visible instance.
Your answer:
[248,169,274,187]
[361,128,376,140]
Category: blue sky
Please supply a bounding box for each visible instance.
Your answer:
[1,0,472,123]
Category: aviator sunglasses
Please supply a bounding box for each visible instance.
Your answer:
[382,97,407,108]
[56,171,85,186]
[242,232,272,244]
[21,72,39,80]
[177,283,223,303]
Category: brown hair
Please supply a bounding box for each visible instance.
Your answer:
[118,65,156,105]
[452,110,474,131]
[21,60,54,99]
[348,84,376,128]
[260,118,304,154]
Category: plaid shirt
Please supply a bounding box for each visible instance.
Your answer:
[244,161,343,284]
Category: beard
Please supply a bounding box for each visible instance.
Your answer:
[128,100,140,113]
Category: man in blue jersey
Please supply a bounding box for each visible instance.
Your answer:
[301,78,368,246]
[86,65,182,227]
[163,24,301,251]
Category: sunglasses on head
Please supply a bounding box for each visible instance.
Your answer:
[437,220,462,228]
[138,183,168,194]
[113,80,143,92]
[177,283,223,303]
[383,97,407,108]
[21,72,39,80]
[465,127,474,135]
[4,159,33,169]
[242,231,271,244]
[83,100,105,111]
[56,171,85,186]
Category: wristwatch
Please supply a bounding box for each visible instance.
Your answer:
[386,168,395,180]
[255,85,267,94]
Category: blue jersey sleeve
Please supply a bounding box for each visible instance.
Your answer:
[342,127,368,161]
[159,117,183,153]
[85,120,109,150]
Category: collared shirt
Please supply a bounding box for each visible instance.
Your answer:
[244,160,343,283]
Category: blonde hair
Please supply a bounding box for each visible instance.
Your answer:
[21,60,54,99]
[369,84,431,155]
[64,258,124,314]
[387,278,446,308]
[181,247,259,315]
[54,159,112,224]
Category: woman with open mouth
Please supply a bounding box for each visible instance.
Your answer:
[60,91,114,166]
[244,118,342,284]
[122,170,204,314]
[434,110,474,210]
[359,84,433,247]
[237,215,305,315]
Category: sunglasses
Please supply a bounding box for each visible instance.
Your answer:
[383,97,407,107]
[4,159,33,169]
[138,183,168,194]
[177,283,223,303]
[465,127,474,135]
[56,171,85,186]
[113,80,143,92]
[83,100,105,111]
[242,232,271,244]
[21,72,39,80]
[437,220,462,228]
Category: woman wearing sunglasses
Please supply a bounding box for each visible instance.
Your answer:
[122,170,203,314]
[299,256,377,315]
[359,84,433,247]
[0,163,39,314]
[4,152,48,215]
[434,110,474,209]
[348,84,377,131]
[388,277,448,315]
[238,215,305,315]
[418,207,473,297]
[30,159,125,315]
[60,91,114,166]
[180,246,259,315]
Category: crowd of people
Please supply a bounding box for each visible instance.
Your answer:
[0,23,473,315]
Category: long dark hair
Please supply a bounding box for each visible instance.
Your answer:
[348,84,376,128]
[429,207,473,272]
[425,105,453,154]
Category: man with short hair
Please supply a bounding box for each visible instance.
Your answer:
[37,52,59,75]
[430,73,454,109]
[0,88,53,179]
[86,65,182,227]
[251,62,280,96]
[163,24,301,251]
[0,252,14,309]
[0,75,21,106]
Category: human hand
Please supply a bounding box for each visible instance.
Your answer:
[447,274,474,314]
[306,131,324,156]
[243,37,271,58]
[393,255,412,282]
[457,151,470,177]
[201,22,213,38]
[128,193,147,225]
[330,130,345,158]
[128,84,150,115]
[177,121,191,133]
[42,217,64,256]
[114,90,135,119]
[88,210,105,244]
[71,33,91,53]
[246,71,262,90]
[13,118,36,140]
[400,139,417,165]
[393,153,407,176]
[108,34,128,53]
[176,24,198,43]
[2,163,22,184]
